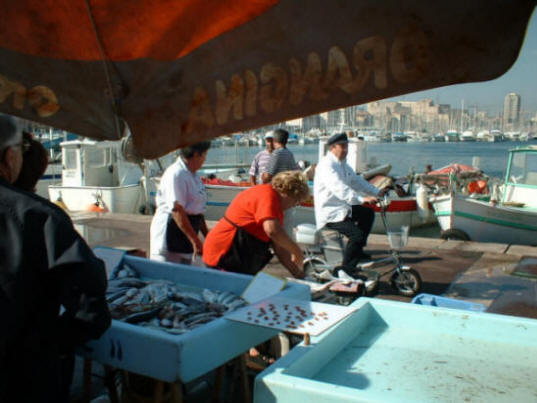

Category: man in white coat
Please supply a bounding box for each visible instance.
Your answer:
[314,132,386,273]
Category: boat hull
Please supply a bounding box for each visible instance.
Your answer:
[36,163,63,199]
[205,184,436,234]
[49,184,142,213]
[431,194,537,245]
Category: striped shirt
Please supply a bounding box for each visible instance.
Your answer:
[265,147,299,176]
[249,150,272,182]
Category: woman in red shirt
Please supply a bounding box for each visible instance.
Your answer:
[203,170,309,278]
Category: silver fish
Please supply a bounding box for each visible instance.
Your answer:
[123,307,161,324]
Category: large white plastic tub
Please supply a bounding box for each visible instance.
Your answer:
[83,253,310,383]
[255,298,537,402]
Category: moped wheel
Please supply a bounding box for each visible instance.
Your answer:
[390,268,422,297]
[441,229,470,241]
[304,258,328,278]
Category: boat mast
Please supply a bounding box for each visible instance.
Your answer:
[460,99,464,133]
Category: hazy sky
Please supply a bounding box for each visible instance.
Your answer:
[386,10,537,116]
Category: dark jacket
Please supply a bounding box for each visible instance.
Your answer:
[0,178,111,402]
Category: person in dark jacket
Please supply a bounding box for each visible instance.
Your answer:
[0,115,111,403]
[13,131,49,192]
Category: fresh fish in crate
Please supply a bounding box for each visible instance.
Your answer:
[108,277,147,289]
[109,263,140,280]
[106,288,131,303]
[182,312,223,328]
[202,288,220,304]
[123,307,163,324]
[105,264,247,334]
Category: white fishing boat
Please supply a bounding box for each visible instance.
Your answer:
[460,130,476,142]
[405,131,421,143]
[203,134,435,233]
[432,133,446,142]
[391,132,407,142]
[35,162,62,199]
[444,130,460,142]
[430,146,537,244]
[489,129,504,142]
[505,131,521,141]
[202,177,435,234]
[48,139,162,213]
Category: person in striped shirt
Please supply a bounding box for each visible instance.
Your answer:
[261,129,299,183]
[249,131,274,185]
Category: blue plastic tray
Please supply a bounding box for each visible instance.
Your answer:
[411,293,486,312]
[255,298,537,402]
[83,253,310,383]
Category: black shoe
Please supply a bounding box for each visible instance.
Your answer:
[357,252,372,262]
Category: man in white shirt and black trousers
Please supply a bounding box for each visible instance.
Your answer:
[314,132,388,275]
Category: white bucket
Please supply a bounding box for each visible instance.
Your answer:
[387,226,409,250]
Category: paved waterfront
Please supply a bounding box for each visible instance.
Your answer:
[69,211,537,401]
[70,211,537,318]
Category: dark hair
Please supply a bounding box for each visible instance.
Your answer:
[273,129,289,146]
[13,132,49,192]
[179,141,211,159]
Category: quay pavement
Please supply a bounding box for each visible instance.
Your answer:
[67,211,537,402]
[70,211,537,319]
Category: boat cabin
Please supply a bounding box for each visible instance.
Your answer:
[503,146,537,208]
[60,139,141,187]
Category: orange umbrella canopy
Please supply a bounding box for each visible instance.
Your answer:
[0,0,535,158]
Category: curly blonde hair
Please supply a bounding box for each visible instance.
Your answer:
[271,170,310,202]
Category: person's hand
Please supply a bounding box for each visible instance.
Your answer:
[291,250,304,270]
[362,196,378,205]
[292,268,305,279]
[192,237,203,256]
[377,187,390,197]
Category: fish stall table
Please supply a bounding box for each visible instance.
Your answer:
[81,248,310,400]
[254,297,537,403]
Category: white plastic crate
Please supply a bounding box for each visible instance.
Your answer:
[82,252,310,383]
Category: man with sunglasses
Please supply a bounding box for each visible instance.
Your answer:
[0,115,111,403]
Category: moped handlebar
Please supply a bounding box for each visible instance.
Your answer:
[375,190,391,210]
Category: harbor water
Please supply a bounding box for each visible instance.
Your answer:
[205,141,533,179]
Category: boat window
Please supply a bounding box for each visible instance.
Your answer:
[64,149,77,170]
[510,152,537,185]
[85,148,107,167]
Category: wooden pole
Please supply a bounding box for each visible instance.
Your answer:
[304,333,311,346]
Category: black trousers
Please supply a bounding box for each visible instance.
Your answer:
[326,205,375,269]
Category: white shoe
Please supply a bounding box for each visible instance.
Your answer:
[365,279,377,292]
[317,269,335,281]
[337,269,355,281]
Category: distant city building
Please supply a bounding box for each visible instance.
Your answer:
[326,108,346,131]
[285,118,302,132]
[344,105,357,127]
[302,114,321,133]
[355,109,373,128]
[503,92,521,131]
[260,93,532,137]
[366,100,451,133]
